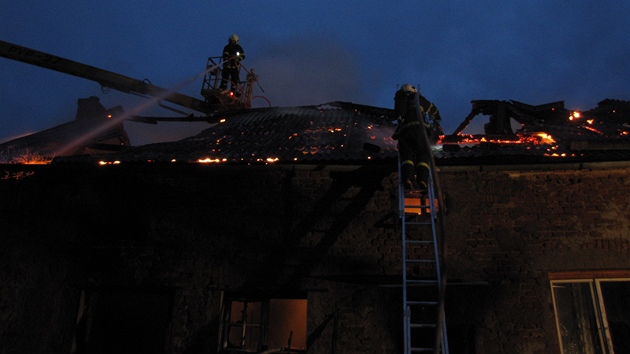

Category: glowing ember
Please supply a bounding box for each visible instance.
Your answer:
[569,111,581,120]
[1,170,35,180]
[197,158,226,163]
[532,133,555,144]
[21,159,50,165]
[451,132,556,145]
[582,126,603,134]
[544,152,569,157]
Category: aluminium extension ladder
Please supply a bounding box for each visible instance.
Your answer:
[397,156,449,354]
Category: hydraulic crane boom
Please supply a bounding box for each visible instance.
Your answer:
[0,39,215,114]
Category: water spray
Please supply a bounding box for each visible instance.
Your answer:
[52,61,225,156]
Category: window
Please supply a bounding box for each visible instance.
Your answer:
[551,275,630,354]
[219,295,307,353]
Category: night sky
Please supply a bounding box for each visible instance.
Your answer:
[2,1,629,146]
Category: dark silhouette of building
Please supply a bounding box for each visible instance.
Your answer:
[2,99,630,353]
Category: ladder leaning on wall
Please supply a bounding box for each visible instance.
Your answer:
[397,137,449,353]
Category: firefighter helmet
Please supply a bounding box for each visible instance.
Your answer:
[402,84,416,93]
[229,34,239,44]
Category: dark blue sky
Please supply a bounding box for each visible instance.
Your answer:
[2,1,629,145]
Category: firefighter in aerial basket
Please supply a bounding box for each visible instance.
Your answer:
[392,84,442,190]
[219,34,245,95]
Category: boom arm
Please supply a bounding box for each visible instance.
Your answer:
[0,40,214,114]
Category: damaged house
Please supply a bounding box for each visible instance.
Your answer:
[3,34,630,354]
[2,97,630,354]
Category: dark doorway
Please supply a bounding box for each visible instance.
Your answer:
[83,289,173,353]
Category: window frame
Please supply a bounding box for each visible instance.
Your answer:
[218,292,307,353]
[550,271,630,354]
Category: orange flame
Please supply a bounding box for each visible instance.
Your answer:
[452,132,555,145]
[197,158,226,163]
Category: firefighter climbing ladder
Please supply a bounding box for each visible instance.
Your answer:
[398,152,449,353]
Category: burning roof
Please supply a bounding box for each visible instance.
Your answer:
[39,98,630,166]
[57,102,398,164]
[439,98,630,164]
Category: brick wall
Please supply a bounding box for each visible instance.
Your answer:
[440,164,630,354]
[1,162,630,353]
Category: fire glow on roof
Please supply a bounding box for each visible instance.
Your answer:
[50,99,630,165]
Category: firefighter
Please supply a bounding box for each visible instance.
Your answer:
[392,84,442,190]
[219,34,245,95]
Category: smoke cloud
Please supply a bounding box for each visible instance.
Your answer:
[246,36,375,108]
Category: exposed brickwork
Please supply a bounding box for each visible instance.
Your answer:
[441,166,630,353]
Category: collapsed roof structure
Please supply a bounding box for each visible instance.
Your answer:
[35,97,629,167]
[4,97,630,167]
[441,98,630,164]
[2,38,629,167]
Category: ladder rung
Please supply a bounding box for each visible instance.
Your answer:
[406,240,433,244]
[410,323,436,328]
[406,279,438,285]
[405,259,435,263]
[407,300,438,305]
[411,347,434,352]
[405,221,433,226]
[403,203,431,208]
[403,214,433,219]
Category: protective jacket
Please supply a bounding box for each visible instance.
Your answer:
[392,90,442,142]
[392,88,439,189]
[222,43,245,69]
